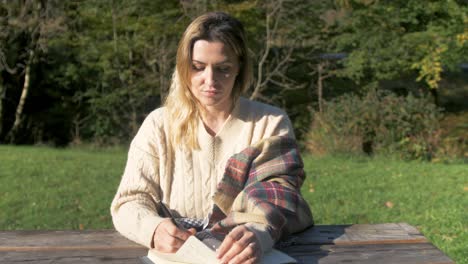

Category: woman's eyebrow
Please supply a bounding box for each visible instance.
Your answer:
[192,60,233,66]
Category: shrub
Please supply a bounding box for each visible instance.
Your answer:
[305,89,444,159]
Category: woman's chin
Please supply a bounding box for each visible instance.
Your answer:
[199,96,231,110]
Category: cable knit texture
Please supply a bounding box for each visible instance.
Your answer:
[110,97,295,251]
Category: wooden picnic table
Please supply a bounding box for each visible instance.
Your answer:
[0,223,453,264]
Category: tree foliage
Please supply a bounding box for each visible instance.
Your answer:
[306,88,443,159]
[331,0,468,90]
[0,0,66,142]
[0,0,465,146]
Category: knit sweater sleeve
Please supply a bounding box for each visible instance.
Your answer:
[239,97,295,141]
[267,109,295,139]
[110,110,166,248]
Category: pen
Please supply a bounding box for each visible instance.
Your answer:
[158,201,185,230]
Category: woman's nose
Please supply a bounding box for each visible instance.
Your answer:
[203,67,216,86]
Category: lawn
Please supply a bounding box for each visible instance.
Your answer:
[301,154,467,264]
[0,145,466,263]
[0,145,126,230]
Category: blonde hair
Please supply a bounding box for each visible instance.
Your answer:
[164,12,252,150]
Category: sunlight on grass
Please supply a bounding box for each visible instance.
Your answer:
[301,154,467,263]
[0,145,126,230]
[0,146,466,263]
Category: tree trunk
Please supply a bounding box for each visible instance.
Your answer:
[127,36,138,137]
[7,49,34,142]
[0,77,5,138]
[430,88,439,106]
[250,8,273,101]
[317,63,324,113]
[158,36,170,103]
[71,113,82,145]
[111,0,118,54]
[158,53,167,103]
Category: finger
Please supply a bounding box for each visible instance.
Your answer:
[229,226,256,249]
[229,242,260,264]
[188,227,197,235]
[154,239,176,253]
[154,220,193,253]
[155,229,189,253]
[157,237,186,253]
[164,221,193,241]
[222,241,259,264]
[153,233,177,253]
[245,254,261,264]
[217,227,241,258]
[218,226,257,263]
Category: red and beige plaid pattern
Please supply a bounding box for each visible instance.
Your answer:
[209,136,314,241]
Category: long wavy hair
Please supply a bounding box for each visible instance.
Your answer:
[164,12,252,150]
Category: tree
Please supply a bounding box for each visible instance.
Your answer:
[67,0,185,143]
[231,0,313,103]
[0,0,65,143]
[0,2,11,138]
[183,0,342,137]
[11,0,464,146]
[301,1,346,113]
[331,0,468,101]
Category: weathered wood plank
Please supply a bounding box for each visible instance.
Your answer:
[0,223,426,251]
[289,223,428,245]
[0,224,453,264]
[0,230,143,251]
[0,248,147,264]
[283,243,454,264]
[1,243,453,264]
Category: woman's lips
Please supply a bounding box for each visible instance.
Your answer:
[203,90,219,96]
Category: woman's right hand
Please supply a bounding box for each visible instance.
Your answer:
[152,219,196,253]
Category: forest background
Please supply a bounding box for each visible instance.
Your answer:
[1,0,467,262]
[1,0,467,160]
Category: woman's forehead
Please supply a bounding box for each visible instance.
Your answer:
[192,40,238,64]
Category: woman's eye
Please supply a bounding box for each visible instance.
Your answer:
[192,65,204,71]
[217,67,230,73]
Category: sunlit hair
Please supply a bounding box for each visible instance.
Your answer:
[164,12,252,150]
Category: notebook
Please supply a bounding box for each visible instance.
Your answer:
[140,234,297,264]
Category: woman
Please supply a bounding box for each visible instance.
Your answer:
[111,12,313,264]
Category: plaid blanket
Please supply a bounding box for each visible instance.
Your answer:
[209,136,314,241]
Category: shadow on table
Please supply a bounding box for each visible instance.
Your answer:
[277,225,349,264]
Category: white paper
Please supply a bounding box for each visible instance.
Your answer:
[147,236,297,264]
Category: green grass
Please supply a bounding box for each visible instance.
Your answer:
[301,154,467,264]
[0,145,466,263]
[0,145,126,230]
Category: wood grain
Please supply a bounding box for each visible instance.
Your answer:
[0,223,454,263]
[0,248,147,264]
[290,222,428,245]
[285,243,454,264]
[0,230,143,251]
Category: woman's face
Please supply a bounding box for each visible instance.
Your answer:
[190,40,239,112]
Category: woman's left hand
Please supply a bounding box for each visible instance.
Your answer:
[216,225,261,264]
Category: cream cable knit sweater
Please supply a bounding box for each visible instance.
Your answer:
[110,97,294,253]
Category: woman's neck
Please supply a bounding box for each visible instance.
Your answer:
[200,102,234,136]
